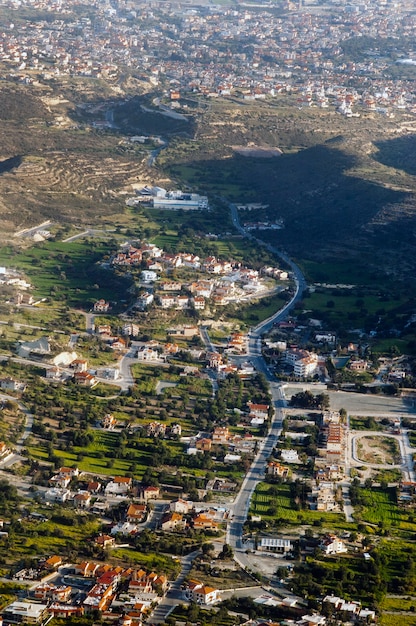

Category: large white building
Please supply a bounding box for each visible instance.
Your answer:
[139,186,208,210]
[285,348,318,378]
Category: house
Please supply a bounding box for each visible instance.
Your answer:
[83,582,114,612]
[247,402,269,418]
[146,422,166,438]
[87,481,102,494]
[93,299,110,312]
[110,338,127,351]
[166,423,182,438]
[195,438,212,452]
[267,461,289,479]
[122,323,140,337]
[70,358,88,373]
[169,499,191,514]
[208,352,223,369]
[184,580,220,605]
[281,449,300,464]
[58,466,79,479]
[43,555,62,570]
[33,583,55,601]
[159,294,176,309]
[176,295,190,309]
[126,503,147,524]
[102,414,117,429]
[349,359,369,371]
[51,586,72,603]
[192,514,219,530]
[315,465,343,482]
[44,488,71,504]
[310,483,339,512]
[74,372,96,387]
[49,605,83,619]
[212,427,230,444]
[95,535,115,549]
[161,282,181,291]
[136,346,162,362]
[74,491,91,509]
[141,270,158,283]
[140,486,160,502]
[14,292,34,306]
[49,475,70,489]
[0,378,26,392]
[192,296,205,310]
[75,562,100,577]
[45,366,61,380]
[135,292,154,310]
[160,512,186,531]
[299,615,327,626]
[320,534,347,555]
[97,323,112,336]
[105,477,132,495]
[167,325,199,338]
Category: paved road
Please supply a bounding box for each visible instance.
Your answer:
[149,550,200,624]
[118,344,136,390]
[228,382,286,566]
[14,220,52,238]
[224,202,307,573]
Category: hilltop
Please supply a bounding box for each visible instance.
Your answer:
[0,78,415,290]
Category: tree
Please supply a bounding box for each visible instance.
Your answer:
[218,543,234,559]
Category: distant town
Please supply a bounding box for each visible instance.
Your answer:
[0,0,416,117]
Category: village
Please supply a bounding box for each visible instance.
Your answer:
[0,210,415,626]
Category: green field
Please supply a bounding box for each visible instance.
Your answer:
[110,548,180,579]
[356,487,416,533]
[380,616,416,626]
[0,240,128,308]
[250,482,345,527]
[381,597,416,612]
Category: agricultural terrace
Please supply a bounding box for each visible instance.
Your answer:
[350,485,416,533]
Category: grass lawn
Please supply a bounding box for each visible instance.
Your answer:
[224,291,290,326]
[110,548,180,579]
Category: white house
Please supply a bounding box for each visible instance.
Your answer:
[281,449,300,464]
[44,488,71,503]
[320,534,347,555]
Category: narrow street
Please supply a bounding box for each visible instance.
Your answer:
[149,550,200,624]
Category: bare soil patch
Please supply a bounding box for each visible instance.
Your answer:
[356,435,401,465]
[232,145,283,158]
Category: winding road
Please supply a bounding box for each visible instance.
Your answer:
[223,203,306,567]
